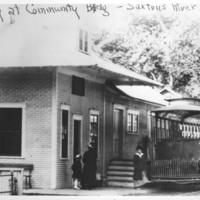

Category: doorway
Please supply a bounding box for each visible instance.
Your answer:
[113,108,123,159]
[73,115,82,162]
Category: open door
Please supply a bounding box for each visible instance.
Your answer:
[73,115,82,162]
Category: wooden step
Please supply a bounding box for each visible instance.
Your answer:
[107,170,133,176]
[107,160,135,188]
[107,181,134,188]
[111,161,133,166]
[107,175,133,182]
[108,166,134,171]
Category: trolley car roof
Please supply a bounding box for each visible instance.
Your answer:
[152,104,200,121]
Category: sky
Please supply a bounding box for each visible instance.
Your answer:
[1,1,200,68]
[0,2,200,33]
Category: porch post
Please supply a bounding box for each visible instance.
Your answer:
[51,68,58,189]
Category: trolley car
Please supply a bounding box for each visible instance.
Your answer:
[150,98,200,183]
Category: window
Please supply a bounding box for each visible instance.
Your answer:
[61,107,69,159]
[84,31,88,52]
[79,29,83,51]
[0,108,22,156]
[127,110,139,134]
[89,111,99,158]
[72,75,85,96]
[90,114,98,137]
[79,29,89,53]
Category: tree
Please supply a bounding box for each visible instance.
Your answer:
[92,13,200,97]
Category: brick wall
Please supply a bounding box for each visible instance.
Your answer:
[56,72,105,188]
[0,67,55,189]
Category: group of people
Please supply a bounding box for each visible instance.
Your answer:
[72,138,150,190]
[71,142,97,190]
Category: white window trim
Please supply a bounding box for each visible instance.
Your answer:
[89,110,100,159]
[127,109,140,135]
[77,28,90,55]
[60,105,70,160]
[90,109,100,116]
[0,103,26,158]
[114,104,125,110]
[72,114,83,159]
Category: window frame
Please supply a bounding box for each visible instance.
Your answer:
[127,109,139,135]
[60,104,70,160]
[89,110,100,159]
[0,103,26,158]
[78,28,90,54]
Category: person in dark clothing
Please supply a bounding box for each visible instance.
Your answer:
[81,143,97,190]
[133,145,150,189]
[71,154,82,189]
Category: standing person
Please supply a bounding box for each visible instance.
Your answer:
[133,145,150,189]
[71,154,82,190]
[81,143,97,190]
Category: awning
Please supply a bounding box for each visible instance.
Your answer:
[116,85,167,105]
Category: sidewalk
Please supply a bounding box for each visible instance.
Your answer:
[23,182,200,196]
[23,186,158,196]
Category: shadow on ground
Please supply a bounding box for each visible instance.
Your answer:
[143,181,200,194]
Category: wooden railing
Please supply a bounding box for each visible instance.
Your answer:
[0,163,33,190]
[150,160,200,179]
[0,172,14,195]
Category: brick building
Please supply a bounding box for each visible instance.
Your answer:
[0,11,165,189]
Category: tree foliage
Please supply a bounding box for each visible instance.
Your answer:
[92,13,200,97]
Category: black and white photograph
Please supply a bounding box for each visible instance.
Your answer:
[1,0,200,197]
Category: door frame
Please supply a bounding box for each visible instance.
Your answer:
[60,104,70,160]
[113,104,125,159]
[72,114,83,160]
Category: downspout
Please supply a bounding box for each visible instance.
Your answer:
[102,85,106,184]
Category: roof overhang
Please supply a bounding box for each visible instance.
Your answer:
[73,63,162,87]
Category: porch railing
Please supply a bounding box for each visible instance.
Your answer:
[150,160,200,179]
[0,172,14,195]
[151,116,200,145]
